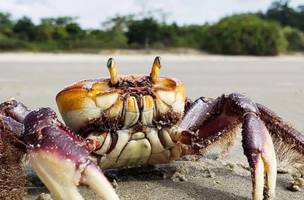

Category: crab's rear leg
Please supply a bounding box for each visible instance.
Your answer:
[0,100,119,200]
[257,103,304,175]
[180,94,284,200]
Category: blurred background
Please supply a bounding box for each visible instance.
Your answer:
[0,0,304,55]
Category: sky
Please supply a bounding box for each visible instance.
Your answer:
[0,0,303,28]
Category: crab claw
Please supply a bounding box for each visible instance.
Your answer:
[23,108,119,200]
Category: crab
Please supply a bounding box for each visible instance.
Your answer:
[0,57,304,200]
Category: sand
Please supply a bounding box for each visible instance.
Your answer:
[0,53,303,200]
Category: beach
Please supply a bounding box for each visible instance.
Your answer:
[0,53,303,200]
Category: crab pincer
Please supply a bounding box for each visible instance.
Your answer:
[0,100,119,200]
[23,108,119,200]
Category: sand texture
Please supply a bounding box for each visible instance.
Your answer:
[0,53,303,200]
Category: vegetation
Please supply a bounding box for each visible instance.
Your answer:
[261,1,304,31]
[0,0,303,55]
[282,26,304,51]
[202,15,287,55]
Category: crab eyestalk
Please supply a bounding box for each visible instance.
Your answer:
[150,56,161,83]
[107,58,119,85]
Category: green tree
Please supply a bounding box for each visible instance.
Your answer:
[0,12,13,36]
[52,27,68,41]
[34,19,57,42]
[101,15,130,48]
[127,18,160,48]
[13,17,35,41]
[65,23,83,39]
[174,24,209,48]
[54,17,76,26]
[34,24,54,41]
[263,0,304,31]
[203,14,287,55]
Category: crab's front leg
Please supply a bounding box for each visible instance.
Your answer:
[0,100,119,200]
[180,94,286,200]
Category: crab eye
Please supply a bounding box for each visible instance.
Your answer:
[150,56,161,84]
[107,58,119,85]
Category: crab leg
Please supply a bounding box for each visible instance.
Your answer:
[0,100,119,200]
[242,113,276,200]
[0,101,28,200]
[180,93,279,200]
[82,164,119,199]
[257,103,304,175]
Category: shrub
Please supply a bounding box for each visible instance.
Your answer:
[0,33,28,50]
[171,25,209,49]
[28,40,60,52]
[202,14,287,55]
[283,26,304,51]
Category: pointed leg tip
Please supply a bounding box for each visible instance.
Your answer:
[83,164,120,200]
[242,113,277,200]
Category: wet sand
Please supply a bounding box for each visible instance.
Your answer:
[0,53,303,200]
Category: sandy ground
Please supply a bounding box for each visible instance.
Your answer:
[0,53,304,200]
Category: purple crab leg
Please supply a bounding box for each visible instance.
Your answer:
[1,100,119,200]
[242,113,276,200]
[180,94,280,200]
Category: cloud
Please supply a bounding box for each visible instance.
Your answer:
[0,0,302,28]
